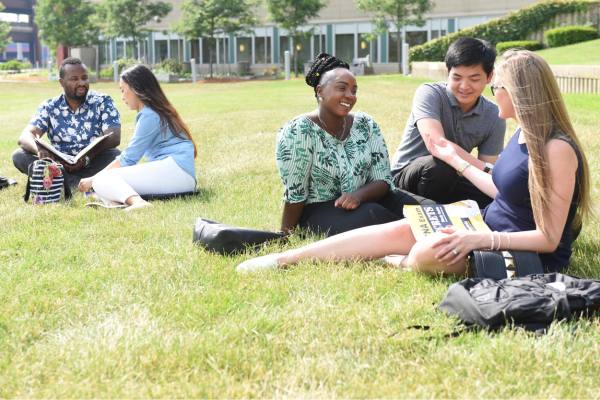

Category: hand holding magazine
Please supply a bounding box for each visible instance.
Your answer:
[404,200,490,241]
[35,132,113,166]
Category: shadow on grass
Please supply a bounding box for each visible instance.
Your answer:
[142,187,215,203]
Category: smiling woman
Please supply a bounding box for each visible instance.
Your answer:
[274,53,427,237]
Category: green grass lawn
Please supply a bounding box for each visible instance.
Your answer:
[536,38,600,65]
[1,76,600,397]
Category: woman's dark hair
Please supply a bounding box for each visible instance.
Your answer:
[120,64,197,157]
[305,53,350,97]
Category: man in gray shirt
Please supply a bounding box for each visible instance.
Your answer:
[391,37,506,208]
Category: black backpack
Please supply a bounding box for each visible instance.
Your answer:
[439,273,600,331]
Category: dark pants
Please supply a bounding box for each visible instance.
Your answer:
[299,189,435,237]
[393,155,492,209]
[12,147,121,188]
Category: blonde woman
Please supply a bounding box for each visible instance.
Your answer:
[237,50,591,274]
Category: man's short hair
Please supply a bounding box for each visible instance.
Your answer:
[59,57,86,79]
[445,37,496,76]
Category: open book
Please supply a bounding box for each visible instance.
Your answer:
[404,200,491,241]
[35,132,113,165]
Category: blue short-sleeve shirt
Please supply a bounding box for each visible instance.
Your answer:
[29,90,121,156]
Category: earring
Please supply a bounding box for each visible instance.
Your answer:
[318,96,323,101]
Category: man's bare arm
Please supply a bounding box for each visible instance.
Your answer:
[416,118,486,170]
[18,125,49,157]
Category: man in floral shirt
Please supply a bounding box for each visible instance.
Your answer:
[12,57,121,187]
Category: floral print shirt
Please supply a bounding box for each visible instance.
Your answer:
[29,90,121,156]
[276,111,394,204]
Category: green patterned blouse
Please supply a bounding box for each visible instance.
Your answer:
[276,111,394,204]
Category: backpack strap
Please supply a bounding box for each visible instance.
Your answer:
[470,250,508,280]
[23,161,34,202]
[511,251,544,276]
[62,165,72,200]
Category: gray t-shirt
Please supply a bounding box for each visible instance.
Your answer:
[391,82,506,174]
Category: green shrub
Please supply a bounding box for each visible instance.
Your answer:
[155,58,185,75]
[0,59,32,72]
[410,0,594,62]
[98,58,137,80]
[115,58,137,72]
[99,66,114,79]
[545,25,599,47]
[496,40,544,53]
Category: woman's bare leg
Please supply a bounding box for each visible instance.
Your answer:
[403,233,468,275]
[278,218,417,265]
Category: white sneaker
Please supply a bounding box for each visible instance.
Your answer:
[236,254,281,273]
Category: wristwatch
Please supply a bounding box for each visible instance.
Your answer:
[483,162,494,173]
[84,155,91,168]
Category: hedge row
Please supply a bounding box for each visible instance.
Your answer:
[410,0,596,62]
[495,40,544,53]
[0,59,32,72]
[545,25,599,46]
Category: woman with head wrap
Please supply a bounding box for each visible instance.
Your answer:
[276,53,418,236]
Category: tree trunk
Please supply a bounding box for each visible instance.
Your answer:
[95,44,100,81]
[397,30,402,73]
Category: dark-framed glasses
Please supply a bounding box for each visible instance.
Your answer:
[490,84,505,96]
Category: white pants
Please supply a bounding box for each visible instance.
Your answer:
[92,157,196,204]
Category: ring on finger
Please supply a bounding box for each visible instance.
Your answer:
[451,248,459,256]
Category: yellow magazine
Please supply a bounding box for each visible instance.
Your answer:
[404,200,490,241]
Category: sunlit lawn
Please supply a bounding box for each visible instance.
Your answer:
[0,75,599,397]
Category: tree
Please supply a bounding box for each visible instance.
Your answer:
[266,0,326,77]
[177,0,256,78]
[96,0,172,60]
[0,3,10,53]
[357,0,432,72]
[34,0,99,56]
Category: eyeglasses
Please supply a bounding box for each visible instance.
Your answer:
[490,84,505,96]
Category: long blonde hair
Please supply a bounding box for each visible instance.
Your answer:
[496,50,591,235]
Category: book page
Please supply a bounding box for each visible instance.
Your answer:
[34,132,112,165]
[71,133,112,163]
[404,200,490,241]
[34,138,75,164]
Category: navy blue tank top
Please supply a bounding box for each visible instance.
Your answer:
[483,129,582,271]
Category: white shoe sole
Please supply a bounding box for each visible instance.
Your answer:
[236,254,281,273]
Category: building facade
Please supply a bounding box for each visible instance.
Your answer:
[96,0,538,74]
[1,0,539,71]
[0,0,48,65]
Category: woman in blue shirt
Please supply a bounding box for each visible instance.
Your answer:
[78,64,197,210]
[237,50,592,274]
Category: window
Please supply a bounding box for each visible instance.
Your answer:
[255,36,271,64]
[335,34,354,64]
[99,42,110,65]
[279,36,290,64]
[201,38,216,64]
[0,12,29,23]
[314,34,326,55]
[218,37,230,64]
[169,39,180,61]
[406,31,427,47]
[388,32,400,63]
[155,40,168,62]
[191,39,200,63]
[358,33,376,61]
[236,37,251,63]
[295,35,311,67]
